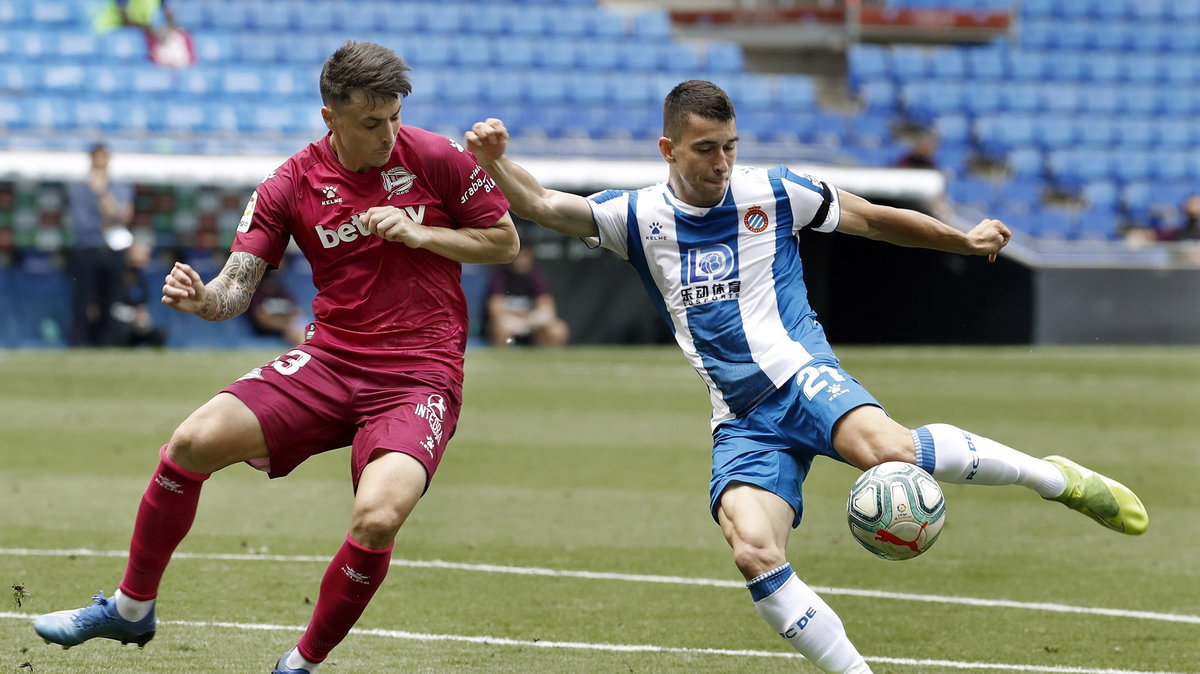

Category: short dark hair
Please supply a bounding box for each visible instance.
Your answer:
[662,80,736,140]
[320,41,412,109]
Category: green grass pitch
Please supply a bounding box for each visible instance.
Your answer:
[1,346,1197,672]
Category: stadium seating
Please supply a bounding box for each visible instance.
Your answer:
[849,0,1200,241]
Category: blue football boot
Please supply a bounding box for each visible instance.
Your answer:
[34,591,156,649]
[272,648,315,673]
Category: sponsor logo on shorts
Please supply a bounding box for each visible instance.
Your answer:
[415,394,447,445]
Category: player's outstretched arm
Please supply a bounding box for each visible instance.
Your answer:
[835,188,1011,262]
[465,119,598,239]
[161,251,269,321]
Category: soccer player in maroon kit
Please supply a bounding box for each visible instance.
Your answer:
[34,42,518,673]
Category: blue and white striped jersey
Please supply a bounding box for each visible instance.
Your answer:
[587,164,843,428]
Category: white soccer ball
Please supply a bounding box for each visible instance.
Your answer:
[847,461,946,561]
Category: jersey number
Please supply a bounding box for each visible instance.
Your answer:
[270,349,312,376]
[797,365,846,400]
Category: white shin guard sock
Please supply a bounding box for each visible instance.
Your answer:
[749,565,871,673]
[915,423,1064,497]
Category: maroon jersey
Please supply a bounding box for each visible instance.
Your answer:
[232,127,509,382]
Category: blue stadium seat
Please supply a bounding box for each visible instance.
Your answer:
[933,114,970,146]
[73,98,120,132]
[618,42,663,72]
[523,71,567,105]
[847,45,889,87]
[205,1,251,31]
[947,177,999,211]
[1082,181,1120,209]
[1081,53,1121,83]
[96,29,147,62]
[964,44,1006,80]
[190,32,235,63]
[1006,51,1046,80]
[163,102,210,134]
[1110,149,1152,184]
[632,10,673,41]
[1007,147,1044,178]
[588,12,626,39]
[889,46,929,82]
[662,43,699,73]
[0,97,32,130]
[422,3,465,34]
[563,71,609,105]
[1077,118,1117,147]
[927,49,965,80]
[293,0,336,33]
[220,67,266,98]
[1090,23,1131,52]
[576,40,619,71]
[495,37,536,69]
[247,2,294,32]
[776,75,816,111]
[1114,118,1154,148]
[700,41,739,72]
[550,8,591,37]
[1044,51,1084,81]
[1151,150,1191,182]
[237,32,280,64]
[1128,24,1168,52]
[1003,83,1042,114]
[855,80,896,113]
[534,39,577,69]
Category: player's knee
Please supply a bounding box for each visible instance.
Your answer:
[348,509,403,549]
[731,540,787,579]
[834,412,915,470]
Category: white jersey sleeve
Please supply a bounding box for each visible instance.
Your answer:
[586,189,633,259]
[776,167,841,234]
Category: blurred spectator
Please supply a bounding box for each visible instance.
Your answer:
[894,131,939,170]
[110,240,166,347]
[145,4,195,68]
[247,269,311,346]
[486,248,569,348]
[66,142,133,346]
[94,0,194,68]
[1159,194,1200,242]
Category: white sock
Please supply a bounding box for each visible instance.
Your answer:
[914,424,1065,497]
[748,564,872,673]
[113,589,154,622]
[285,646,321,673]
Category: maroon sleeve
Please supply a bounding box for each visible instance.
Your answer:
[423,134,510,229]
[231,171,294,268]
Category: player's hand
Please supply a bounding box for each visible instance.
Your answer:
[465,119,509,165]
[161,261,207,313]
[966,218,1012,262]
[362,206,428,249]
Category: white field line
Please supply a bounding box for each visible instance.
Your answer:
[3,547,1198,626]
[0,611,1187,674]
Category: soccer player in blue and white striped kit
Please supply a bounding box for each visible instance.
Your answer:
[466,80,1147,673]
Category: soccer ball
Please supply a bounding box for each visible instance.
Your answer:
[846,461,946,561]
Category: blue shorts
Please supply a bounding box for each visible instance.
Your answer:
[708,360,880,528]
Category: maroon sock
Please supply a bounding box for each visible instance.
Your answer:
[297,535,393,662]
[118,445,209,601]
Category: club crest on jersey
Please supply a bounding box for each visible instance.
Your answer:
[744,206,769,233]
[382,166,416,199]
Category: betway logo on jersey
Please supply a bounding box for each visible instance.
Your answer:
[316,206,426,248]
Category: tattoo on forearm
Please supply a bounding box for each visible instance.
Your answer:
[197,252,268,321]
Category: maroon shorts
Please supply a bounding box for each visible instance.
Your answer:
[222,345,462,490]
